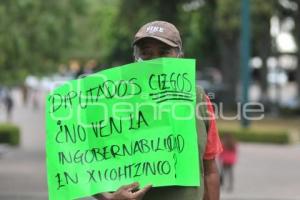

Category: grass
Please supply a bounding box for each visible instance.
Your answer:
[216,116,300,144]
[217,117,300,133]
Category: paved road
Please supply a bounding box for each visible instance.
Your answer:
[221,143,300,200]
[0,93,299,200]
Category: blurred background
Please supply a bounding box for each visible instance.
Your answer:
[0,0,299,199]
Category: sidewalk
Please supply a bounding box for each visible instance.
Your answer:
[0,92,47,199]
[221,143,300,200]
[0,148,47,200]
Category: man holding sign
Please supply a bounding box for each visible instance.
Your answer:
[94,21,223,200]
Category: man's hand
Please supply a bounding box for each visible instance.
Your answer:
[94,182,152,200]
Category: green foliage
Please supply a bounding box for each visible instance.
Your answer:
[179,1,219,65]
[0,123,20,146]
[0,0,86,85]
[219,129,290,144]
[65,0,120,63]
[216,0,241,41]
[1,0,298,102]
[251,1,276,57]
[102,0,165,64]
[251,0,276,36]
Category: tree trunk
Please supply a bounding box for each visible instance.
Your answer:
[257,32,271,99]
[219,38,240,110]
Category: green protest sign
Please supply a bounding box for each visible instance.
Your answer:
[46,58,200,199]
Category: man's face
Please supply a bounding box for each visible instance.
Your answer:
[135,38,180,61]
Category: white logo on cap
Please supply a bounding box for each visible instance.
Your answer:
[146,26,164,34]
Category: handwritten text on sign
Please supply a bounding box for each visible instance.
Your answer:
[46,58,200,200]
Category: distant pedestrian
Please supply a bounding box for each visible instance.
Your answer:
[4,92,14,122]
[21,84,28,106]
[219,133,238,192]
[32,89,39,110]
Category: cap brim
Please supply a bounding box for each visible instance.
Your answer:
[132,36,178,47]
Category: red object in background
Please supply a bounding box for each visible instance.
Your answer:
[220,144,237,165]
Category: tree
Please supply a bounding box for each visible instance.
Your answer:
[179,0,219,69]
[216,0,241,108]
[0,0,86,85]
[251,1,276,98]
[103,0,185,65]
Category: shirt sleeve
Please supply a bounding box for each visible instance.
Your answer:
[203,95,223,160]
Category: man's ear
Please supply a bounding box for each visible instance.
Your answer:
[177,47,184,58]
[133,45,140,62]
[178,51,184,58]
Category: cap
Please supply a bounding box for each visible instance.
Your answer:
[133,21,182,49]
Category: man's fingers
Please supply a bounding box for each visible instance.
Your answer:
[121,182,139,191]
[100,192,112,199]
[132,184,152,198]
